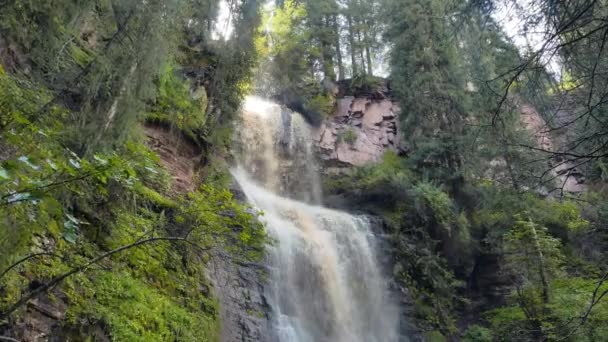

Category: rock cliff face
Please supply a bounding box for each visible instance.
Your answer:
[207,248,272,342]
[313,96,403,171]
[519,102,587,194]
[144,124,200,194]
[145,124,272,342]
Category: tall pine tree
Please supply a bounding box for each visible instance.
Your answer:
[385,0,471,187]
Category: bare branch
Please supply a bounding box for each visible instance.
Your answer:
[558,272,608,340]
[0,253,62,280]
[0,236,211,320]
[0,336,21,342]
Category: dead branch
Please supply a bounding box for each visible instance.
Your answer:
[0,253,62,280]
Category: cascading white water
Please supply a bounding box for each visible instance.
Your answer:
[232,97,400,342]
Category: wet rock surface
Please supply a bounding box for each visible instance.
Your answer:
[205,180,275,342]
[8,293,67,342]
[207,255,272,342]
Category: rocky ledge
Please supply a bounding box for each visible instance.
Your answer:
[313,95,403,171]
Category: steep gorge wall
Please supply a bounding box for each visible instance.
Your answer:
[144,124,271,342]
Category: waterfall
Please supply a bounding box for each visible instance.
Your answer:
[232,96,400,342]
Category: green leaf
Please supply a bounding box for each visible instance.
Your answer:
[46,159,58,170]
[63,219,79,244]
[0,167,10,181]
[144,166,159,174]
[7,192,34,203]
[69,158,81,169]
[18,156,40,170]
[93,154,109,165]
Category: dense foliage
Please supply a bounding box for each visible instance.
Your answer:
[326,0,608,341]
[324,0,608,340]
[2,0,608,340]
[254,0,386,124]
[0,0,265,340]
[324,151,608,340]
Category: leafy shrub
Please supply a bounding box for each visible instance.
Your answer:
[147,64,207,138]
[65,271,219,342]
[177,185,267,262]
[462,325,493,342]
[345,74,386,96]
[305,93,334,119]
[339,128,358,145]
[349,151,413,190]
[413,182,454,230]
[483,277,608,341]
[423,330,446,342]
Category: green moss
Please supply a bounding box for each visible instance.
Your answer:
[5,207,222,339]
[65,271,219,342]
[0,72,223,340]
[147,64,207,139]
[0,272,28,310]
[0,6,263,340]
[133,183,177,208]
[69,44,93,67]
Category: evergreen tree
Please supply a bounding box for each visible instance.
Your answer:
[456,4,545,189]
[385,0,471,187]
[303,0,339,80]
[0,0,188,153]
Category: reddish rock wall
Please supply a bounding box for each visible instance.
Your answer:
[313,96,403,170]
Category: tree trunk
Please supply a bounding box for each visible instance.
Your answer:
[363,20,373,76]
[321,15,336,80]
[530,222,550,303]
[333,14,345,80]
[103,62,138,132]
[346,13,357,77]
[356,28,366,75]
[365,39,373,76]
[91,61,138,152]
[504,149,520,191]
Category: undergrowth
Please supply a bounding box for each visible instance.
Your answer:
[0,64,267,340]
[323,150,608,340]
